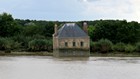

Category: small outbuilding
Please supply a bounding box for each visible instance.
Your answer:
[53,22,90,57]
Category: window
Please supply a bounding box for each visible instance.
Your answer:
[81,42,84,47]
[73,42,76,47]
[65,42,68,47]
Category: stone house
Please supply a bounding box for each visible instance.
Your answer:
[53,22,90,57]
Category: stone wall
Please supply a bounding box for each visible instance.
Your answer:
[58,37,90,49]
[53,36,59,50]
[53,49,90,57]
[53,36,90,57]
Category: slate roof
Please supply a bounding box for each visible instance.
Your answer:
[57,23,88,38]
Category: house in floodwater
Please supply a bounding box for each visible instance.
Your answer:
[53,22,90,57]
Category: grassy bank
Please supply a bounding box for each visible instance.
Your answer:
[0,51,53,56]
[90,52,140,57]
[0,51,140,57]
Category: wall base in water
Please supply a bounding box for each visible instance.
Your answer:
[53,49,90,57]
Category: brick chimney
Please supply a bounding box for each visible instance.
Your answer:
[83,22,88,34]
[54,23,58,35]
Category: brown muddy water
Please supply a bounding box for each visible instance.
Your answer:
[0,56,140,79]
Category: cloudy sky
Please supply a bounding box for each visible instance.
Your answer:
[0,0,140,22]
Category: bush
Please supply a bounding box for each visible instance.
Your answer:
[0,38,6,50]
[28,39,46,51]
[136,42,140,52]
[98,39,113,53]
[4,38,13,50]
[0,38,12,49]
[11,35,32,49]
[125,44,135,53]
[12,42,22,50]
[28,39,52,51]
[90,41,100,52]
[112,42,125,52]
[0,37,15,52]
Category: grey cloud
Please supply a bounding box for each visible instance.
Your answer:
[87,0,101,2]
[77,0,101,3]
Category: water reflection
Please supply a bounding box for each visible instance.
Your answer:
[0,56,140,79]
[54,57,89,61]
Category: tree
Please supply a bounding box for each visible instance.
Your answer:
[42,22,54,37]
[0,13,17,37]
[88,25,95,41]
[93,20,140,43]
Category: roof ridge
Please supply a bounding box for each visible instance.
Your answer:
[58,24,66,37]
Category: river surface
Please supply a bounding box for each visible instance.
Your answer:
[0,56,140,79]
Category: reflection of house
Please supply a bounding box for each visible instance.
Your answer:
[53,22,90,57]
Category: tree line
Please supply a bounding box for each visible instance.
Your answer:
[0,12,140,53]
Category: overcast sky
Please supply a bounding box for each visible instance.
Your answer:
[0,0,140,22]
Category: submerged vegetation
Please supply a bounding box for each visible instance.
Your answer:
[0,12,140,55]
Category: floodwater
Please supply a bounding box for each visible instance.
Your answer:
[0,56,140,79]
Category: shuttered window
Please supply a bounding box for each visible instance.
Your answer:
[65,42,68,47]
[73,42,75,47]
[81,42,84,47]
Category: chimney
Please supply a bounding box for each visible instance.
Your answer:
[83,22,88,34]
[54,23,58,35]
